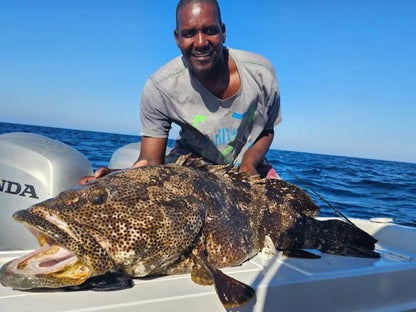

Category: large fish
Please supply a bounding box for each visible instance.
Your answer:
[0,155,379,307]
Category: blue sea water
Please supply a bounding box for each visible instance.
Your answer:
[1,122,415,225]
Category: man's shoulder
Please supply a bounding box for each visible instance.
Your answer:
[229,48,276,76]
[149,55,188,86]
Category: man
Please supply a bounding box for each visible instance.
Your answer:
[80,0,280,184]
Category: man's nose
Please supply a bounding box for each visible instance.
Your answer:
[195,32,208,48]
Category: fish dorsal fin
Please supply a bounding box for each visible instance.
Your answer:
[174,154,232,174]
[174,154,264,184]
[175,154,205,168]
[222,166,264,184]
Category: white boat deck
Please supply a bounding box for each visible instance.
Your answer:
[1,218,416,312]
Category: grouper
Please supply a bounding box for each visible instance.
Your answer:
[0,155,379,307]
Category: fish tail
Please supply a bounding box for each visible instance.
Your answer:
[309,219,379,258]
[283,217,379,258]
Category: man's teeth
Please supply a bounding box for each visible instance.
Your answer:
[194,51,211,57]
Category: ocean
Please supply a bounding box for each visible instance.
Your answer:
[1,121,415,225]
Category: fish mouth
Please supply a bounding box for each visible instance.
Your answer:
[0,233,91,289]
[0,209,113,289]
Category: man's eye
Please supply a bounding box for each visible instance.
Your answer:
[204,27,219,35]
[182,31,195,38]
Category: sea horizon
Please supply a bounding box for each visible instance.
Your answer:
[1,121,413,166]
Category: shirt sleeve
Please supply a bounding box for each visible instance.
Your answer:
[139,78,172,138]
[264,75,282,130]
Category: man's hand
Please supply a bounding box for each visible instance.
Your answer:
[78,158,151,185]
[132,159,149,168]
[78,167,115,185]
[239,129,274,177]
[238,163,259,176]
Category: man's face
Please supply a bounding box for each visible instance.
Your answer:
[174,3,226,76]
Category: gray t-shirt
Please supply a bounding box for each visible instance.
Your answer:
[140,48,281,165]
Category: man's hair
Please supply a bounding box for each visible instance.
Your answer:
[176,0,222,29]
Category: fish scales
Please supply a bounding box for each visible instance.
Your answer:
[0,155,379,308]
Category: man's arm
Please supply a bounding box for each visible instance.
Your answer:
[78,136,167,184]
[133,136,168,167]
[239,129,274,176]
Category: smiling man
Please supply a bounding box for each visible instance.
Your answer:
[174,1,231,92]
[80,0,281,184]
[136,0,281,178]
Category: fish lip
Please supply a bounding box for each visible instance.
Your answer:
[12,209,83,257]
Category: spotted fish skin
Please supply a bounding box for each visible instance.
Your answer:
[27,164,208,277]
[169,165,323,271]
[164,161,377,275]
[0,156,378,307]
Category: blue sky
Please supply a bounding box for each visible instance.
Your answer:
[1,0,415,163]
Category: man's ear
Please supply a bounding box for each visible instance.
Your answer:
[222,23,226,43]
[174,29,180,47]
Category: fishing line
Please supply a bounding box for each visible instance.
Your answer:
[393,217,416,228]
[286,169,355,226]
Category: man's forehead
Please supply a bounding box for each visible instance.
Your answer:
[191,3,202,16]
[177,2,221,28]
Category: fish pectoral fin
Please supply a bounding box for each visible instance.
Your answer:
[63,272,134,292]
[283,249,321,259]
[209,264,256,308]
[191,265,213,285]
[262,235,281,256]
[192,249,255,308]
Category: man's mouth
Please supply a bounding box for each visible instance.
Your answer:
[192,50,214,59]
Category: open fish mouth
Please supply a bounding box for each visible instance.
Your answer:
[0,229,92,289]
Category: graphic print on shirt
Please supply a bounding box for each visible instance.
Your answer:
[192,115,207,130]
[191,106,256,164]
[221,106,256,163]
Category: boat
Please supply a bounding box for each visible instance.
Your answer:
[1,132,416,311]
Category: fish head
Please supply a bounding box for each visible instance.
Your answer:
[0,183,116,289]
[0,166,206,289]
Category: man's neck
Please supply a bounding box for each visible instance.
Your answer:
[193,51,240,99]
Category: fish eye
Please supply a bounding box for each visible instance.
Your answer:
[89,190,108,205]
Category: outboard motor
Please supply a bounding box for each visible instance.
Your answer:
[0,132,93,250]
[108,142,171,169]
